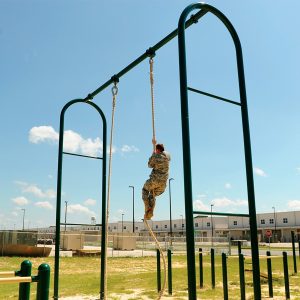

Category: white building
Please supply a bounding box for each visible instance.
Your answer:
[38,210,300,243]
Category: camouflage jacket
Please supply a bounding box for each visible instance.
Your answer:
[148,151,171,182]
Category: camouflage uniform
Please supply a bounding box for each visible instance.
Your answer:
[142,151,171,219]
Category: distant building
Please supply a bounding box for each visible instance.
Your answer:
[37,210,300,243]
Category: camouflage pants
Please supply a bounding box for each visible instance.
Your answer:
[142,179,166,213]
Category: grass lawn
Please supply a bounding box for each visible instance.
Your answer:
[1,253,300,299]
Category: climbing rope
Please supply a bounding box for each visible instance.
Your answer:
[149,57,156,152]
[104,82,118,300]
[144,219,167,300]
[146,56,167,299]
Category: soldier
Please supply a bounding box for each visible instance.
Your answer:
[142,142,171,220]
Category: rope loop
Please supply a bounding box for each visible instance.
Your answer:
[111,83,118,97]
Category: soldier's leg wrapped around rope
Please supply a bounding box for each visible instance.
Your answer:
[142,179,166,220]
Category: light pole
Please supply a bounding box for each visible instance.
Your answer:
[272,206,277,242]
[180,214,184,236]
[129,186,135,233]
[21,209,25,231]
[121,213,124,233]
[168,178,174,239]
[211,204,214,246]
[64,201,68,232]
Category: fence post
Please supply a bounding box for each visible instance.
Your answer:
[222,253,228,300]
[266,251,273,298]
[36,263,50,300]
[238,241,242,255]
[157,249,161,292]
[211,248,215,289]
[18,260,32,300]
[283,251,290,299]
[291,231,297,274]
[199,248,203,288]
[167,249,172,295]
[239,253,245,300]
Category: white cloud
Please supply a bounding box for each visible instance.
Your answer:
[12,196,29,206]
[254,167,267,177]
[68,204,95,216]
[29,126,104,157]
[35,201,53,210]
[11,211,18,217]
[287,200,300,210]
[121,145,139,153]
[84,198,96,206]
[29,126,59,143]
[225,183,232,189]
[15,181,55,199]
[193,199,209,211]
[211,197,247,207]
[63,130,104,157]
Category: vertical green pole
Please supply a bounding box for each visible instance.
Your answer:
[211,248,215,289]
[199,248,203,288]
[239,253,245,300]
[283,252,290,299]
[18,260,32,300]
[54,103,66,300]
[266,251,273,298]
[238,241,242,255]
[178,4,202,299]
[168,249,172,295]
[291,231,297,274]
[36,263,50,300]
[222,253,228,300]
[157,249,161,292]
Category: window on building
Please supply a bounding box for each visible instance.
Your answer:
[207,222,210,227]
[269,219,274,224]
[123,226,126,230]
[260,219,265,225]
[182,224,184,228]
[283,218,288,223]
[174,224,177,228]
[135,226,138,230]
[233,221,238,226]
[156,225,159,229]
[164,225,167,228]
[195,223,198,227]
[108,226,110,230]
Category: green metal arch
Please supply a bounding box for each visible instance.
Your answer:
[53,99,107,300]
[178,3,260,299]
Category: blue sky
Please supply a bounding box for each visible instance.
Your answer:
[1,1,300,230]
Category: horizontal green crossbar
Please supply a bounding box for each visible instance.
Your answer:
[84,10,208,101]
[193,210,249,217]
[188,87,241,106]
[63,151,102,160]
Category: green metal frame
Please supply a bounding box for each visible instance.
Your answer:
[52,3,260,300]
[54,99,107,300]
[178,3,260,299]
